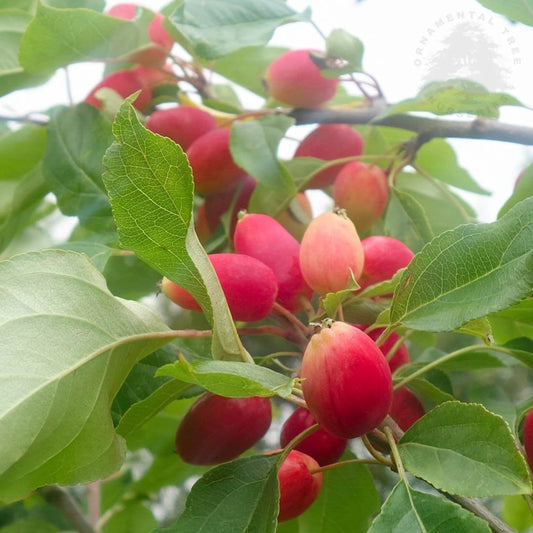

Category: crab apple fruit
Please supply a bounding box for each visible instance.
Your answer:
[299,211,364,294]
[187,128,247,196]
[161,253,278,322]
[233,213,312,312]
[264,49,339,108]
[359,326,411,373]
[131,64,174,89]
[301,321,393,439]
[295,125,364,189]
[146,106,216,150]
[277,450,323,522]
[389,388,425,432]
[333,161,389,233]
[523,408,533,471]
[280,407,347,466]
[175,393,272,465]
[276,192,313,241]
[84,69,151,111]
[195,203,211,244]
[359,236,415,290]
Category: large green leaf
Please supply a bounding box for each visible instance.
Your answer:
[160,454,280,532]
[18,3,146,73]
[398,402,531,497]
[489,299,533,344]
[43,104,115,232]
[390,197,533,331]
[0,249,173,504]
[369,482,490,532]
[102,99,250,362]
[475,0,533,26]
[101,502,156,533]
[168,0,310,59]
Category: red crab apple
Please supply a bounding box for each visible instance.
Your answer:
[299,210,364,294]
[175,393,272,465]
[234,213,312,312]
[146,106,216,150]
[84,69,151,111]
[264,49,338,108]
[523,408,533,471]
[280,407,347,466]
[359,235,415,291]
[161,253,278,322]
[277,449,323,522]
[389,387,425,432]
[333,161,389,233]
[295,124,364,189]
[187,128,247,196]
[301,321,393,439]
[357,326,411,373]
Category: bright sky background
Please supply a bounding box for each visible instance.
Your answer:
[2,0,532,222]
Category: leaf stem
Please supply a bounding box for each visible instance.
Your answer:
[361,433,394,467]
[308,457,383,475]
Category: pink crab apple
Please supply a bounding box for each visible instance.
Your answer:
[276,449,323,522]
[280,407,347,466]
[161,253,278,322]
[389,387,425,432]
[264,49,339,108]
[294,124,364,189]
[301,321,393,439]
[299,210,364,294]
[145,106,217,150]
[234,213,312,312]
[333,161,389,233]
[175,393,272,465]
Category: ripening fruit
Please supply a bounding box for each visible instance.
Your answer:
[175,393,272,465]
[389,388,425,432]
[359,236,415,290]
[301,321,393,439]
[187,128,247,196]
[146,106,216,150]
[299,211,364,294]
[276,192,313,241]
[264,49,339,108]
[277,450,323,522]
[333,161,389,233]
[161,253,278,322]
[358,326,411,373]
[295,125,364,189]
[280,407,347,466]
[195,202,211,244]
[234,213,313,312]
[131,64,175,89]
[84,69,152,111]
[523,408,533,471]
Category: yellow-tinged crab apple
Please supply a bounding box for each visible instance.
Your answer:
[161,253,278,322]
[187,128,247,196]
[175,393,272,465]
[84,69,151,111]
[389,387,425,432]
[277,450,323,522]
[233,213,313,312]
[359,236,415,290]
[264,49,339,108]
[280,407,347,466]
[295,124,364,189]
[301,321,393,439]
[299,211,364,294]
[333,161,389,233]
[146,106,216,150]
[356,326,411,373]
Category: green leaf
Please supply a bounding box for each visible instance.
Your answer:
[324,28,364,74]
[475,0,533,26]
[168,0,310,60]
[390,197,533,331]
[43,104,115,232]
[489,299,533,344]
[0,249,172,504]
[369,481,490,532]
[454,316,493,342]
[160,454,280,532]
[157,360,294,398]
[498,163,533,218]
[19,3,146,73]
[322,288,358,317]
[0,518,59,533]
[384,189,434,253]
[103,99,250,362]
[379,79,523,118]
[299,453,380,532]
[102,502,156,533]
[398,401,531,497]
[502,495,533,530]
[55,241,114,272]
[416,140,489,195]
[230,116,295,192]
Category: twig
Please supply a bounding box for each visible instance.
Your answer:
[40,485,94,533]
